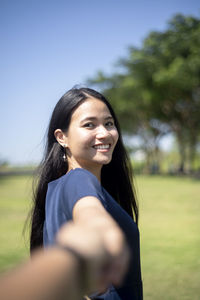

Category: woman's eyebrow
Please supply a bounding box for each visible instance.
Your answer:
[80,116,113,123]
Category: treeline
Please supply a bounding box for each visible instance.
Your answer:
[88,14,200,174]
[0,161,35,177]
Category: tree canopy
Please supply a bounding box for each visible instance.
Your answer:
[88,14,200,172]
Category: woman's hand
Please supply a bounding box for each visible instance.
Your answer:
[56,220,130,296]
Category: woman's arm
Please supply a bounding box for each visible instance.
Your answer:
[73,196,130,291]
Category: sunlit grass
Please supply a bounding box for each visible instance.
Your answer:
[0,176,32,272]
[135,175,200,300]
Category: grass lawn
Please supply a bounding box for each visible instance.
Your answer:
[0,174,199,299]
[135,175,200,300]
[0,176,32,272]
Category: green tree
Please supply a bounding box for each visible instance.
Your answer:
[89,14,200,172]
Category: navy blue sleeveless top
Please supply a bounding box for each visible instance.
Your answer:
[43,168,143,300]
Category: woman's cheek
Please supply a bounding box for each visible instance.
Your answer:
[114,130,119,144]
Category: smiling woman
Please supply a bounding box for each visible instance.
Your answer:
[54,98,119,180]
[29,87,143,300]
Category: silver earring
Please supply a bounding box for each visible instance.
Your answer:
[63,144,67,162]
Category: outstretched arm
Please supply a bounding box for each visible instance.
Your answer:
[0,221,129,300]
[72,196,130,293]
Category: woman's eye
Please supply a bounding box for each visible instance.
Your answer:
[106,121,114,127]
[84,123,94,128]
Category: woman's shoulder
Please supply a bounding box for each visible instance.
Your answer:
[48,168,94,185]
[62,168,99,185]
[47,168,102,200]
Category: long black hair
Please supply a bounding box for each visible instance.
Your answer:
[30,87,138,252]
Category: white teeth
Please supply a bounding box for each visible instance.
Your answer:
[94,144,110,149]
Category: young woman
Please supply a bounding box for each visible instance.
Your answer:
[30,87,143,300]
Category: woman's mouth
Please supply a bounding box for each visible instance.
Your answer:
[93,144,111,150]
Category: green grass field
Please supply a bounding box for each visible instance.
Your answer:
[0,175,199,299]
[0,176,31,272]
[135,175,200,300]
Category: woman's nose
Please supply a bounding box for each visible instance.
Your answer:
[96,125,110,138]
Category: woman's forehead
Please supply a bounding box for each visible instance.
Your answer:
[71,98,112,121]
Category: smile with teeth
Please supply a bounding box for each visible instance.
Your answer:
[93,144,111,150]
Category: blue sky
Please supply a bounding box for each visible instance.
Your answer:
[1,0,200,165]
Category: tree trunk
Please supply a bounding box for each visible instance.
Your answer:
[188,133,197,173]
[176,132,186,174]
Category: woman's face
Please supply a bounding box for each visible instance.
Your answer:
[64,97,119,172]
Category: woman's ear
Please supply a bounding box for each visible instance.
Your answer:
[54,129,68,147]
